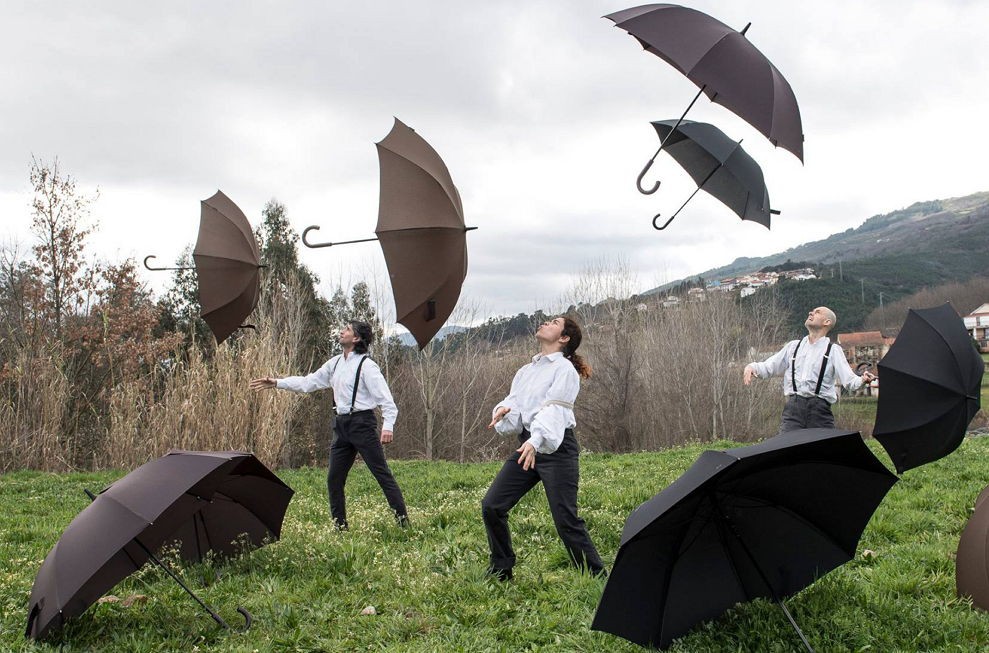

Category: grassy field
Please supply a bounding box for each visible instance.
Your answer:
[4,436,989,652]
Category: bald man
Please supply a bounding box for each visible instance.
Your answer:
[743,306,875,433]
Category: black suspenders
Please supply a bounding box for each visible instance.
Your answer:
[791,338,834,397]
[350,356,367,411]
[331,354,368,413]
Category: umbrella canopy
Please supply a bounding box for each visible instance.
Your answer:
[25,450,293,640]
[375,118,470,349]
[873,303,984,474]
[193,191,262,345]
[606,4,804,162]
[592,428,897,650]
[956,484,989,610]
[650,119,777,229]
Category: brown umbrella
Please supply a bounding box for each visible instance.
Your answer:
[144,190,262,345]
[956,484,989,610]
[25,450,293,640]
[303,118,474,349]
[605,4,804,195]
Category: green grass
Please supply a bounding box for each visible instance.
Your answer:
[4,439,989,652]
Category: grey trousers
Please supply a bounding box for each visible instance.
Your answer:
[481,429,604,573]
[779,395,835,433]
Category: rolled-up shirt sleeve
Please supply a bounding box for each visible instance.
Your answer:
[831,346,864,392]
[526,365,579,454]
[362,360,398,431]
[750,341,793,379]
[275,357,336,393]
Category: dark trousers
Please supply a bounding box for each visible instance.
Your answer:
[779,395,835,433]
[327,410,407,527]
[481,429,603,573]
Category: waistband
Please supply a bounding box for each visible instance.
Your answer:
[335,408,374,418]
[517,427,575,443]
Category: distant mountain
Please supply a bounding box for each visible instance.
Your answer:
[645,191,989,295]
[396,325,468,347]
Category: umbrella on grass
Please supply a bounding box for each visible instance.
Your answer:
[144,191,263,345]
[592,428,897,651]
[605,4,803,194]
[956,484,989,610]
[647,119,779,230]
[25,450,293,640]
[873,303,984,473]
[303,118,475,349]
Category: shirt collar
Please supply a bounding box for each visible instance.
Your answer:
[531,351,565,364]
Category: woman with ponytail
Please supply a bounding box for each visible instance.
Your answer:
[481,315,605,581]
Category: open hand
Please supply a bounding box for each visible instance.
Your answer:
[250,377,277,390]
[516,442,536,471]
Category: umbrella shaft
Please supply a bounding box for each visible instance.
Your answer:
[651,84,707,161]
[83,489,230,629]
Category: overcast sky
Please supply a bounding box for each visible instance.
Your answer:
[2,1,987,324]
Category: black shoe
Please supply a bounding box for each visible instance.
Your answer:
[396,514,410,529]
[487,567,513,582]
[591,567,608,579]
[334,520,349,532]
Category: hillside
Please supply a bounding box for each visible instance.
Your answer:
[642,191,989,333]
[649,191,989,294]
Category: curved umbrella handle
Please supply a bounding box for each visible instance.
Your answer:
[653,213,676,230]
[302,225,379,249]
[302,225,333,248]
[144,255,195,272]
[636,159,662,195]
[234,606,252,631]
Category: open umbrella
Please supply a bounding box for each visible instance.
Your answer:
[302,118,475,349]
[144,190,262,345]
[605,4,803,194]
[873,303,984,473]
[956,483,989,610]
[25,450,293,640]
[648,119,780,230]
[592,428,897,651]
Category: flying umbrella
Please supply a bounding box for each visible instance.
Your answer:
[592,428,897,652]
[144,190,262,345]
[648,119,780,230]
[302,118,475,349]
[872,303,984,473]
[605,4,803,194]
[25,450,294,640]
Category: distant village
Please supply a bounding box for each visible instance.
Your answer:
[656,267,818,309]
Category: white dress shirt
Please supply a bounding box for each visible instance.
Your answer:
[749,336,863,405]
[493,351,580,454]
[276,352,398,431]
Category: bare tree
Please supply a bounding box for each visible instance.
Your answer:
[28,157,98,341]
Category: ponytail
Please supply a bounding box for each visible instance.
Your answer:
[561,316,592,379]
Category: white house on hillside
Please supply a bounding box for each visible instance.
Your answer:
[964,303,989,352]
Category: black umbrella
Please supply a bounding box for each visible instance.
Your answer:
[873,303,984,473]
[648,119,780,230]
[605,4,803,194]
[25,450,294,640]
[592,428,897,651]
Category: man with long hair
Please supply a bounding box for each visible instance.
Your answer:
[744,306,875,433]
[251,320,408,529]
[482,315,605,581]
